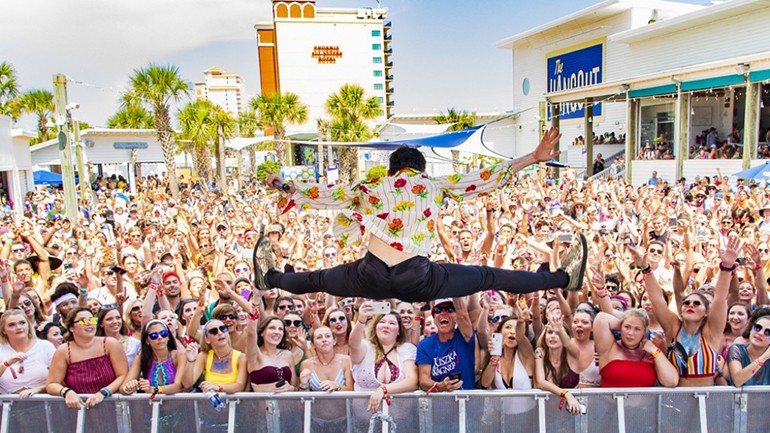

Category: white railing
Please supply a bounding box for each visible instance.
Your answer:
[1,387,768,433]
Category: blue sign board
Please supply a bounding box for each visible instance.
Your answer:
[546,40,604,120]
[113,142,148,149]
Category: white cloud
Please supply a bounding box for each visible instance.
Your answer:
[1,0,273,127]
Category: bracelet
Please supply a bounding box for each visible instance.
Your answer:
[560,390,568,398]
[426,382,439,395]
[719,262,738,272]
[755,264,763,272]
[641,265,653,275]
[298,383,310,391]
[2,361,9,368]
[248,309,260,321]
[218,385,223,393]
[489,356,500,365]
[757,359,766,368]
[596,290,608,298]
[99,387,112,398]
[648,349,662,361]
[61,388,74,398]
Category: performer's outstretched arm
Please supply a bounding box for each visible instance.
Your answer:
[266,174,357,213]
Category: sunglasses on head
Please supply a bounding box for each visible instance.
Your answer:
[75,317,98,327]
[752,323,770,338]
[277,304,295,311]
[207,325,229,336]
[491,314,509,323]
[148,329,170,340]
[328,316,346,324]
[433,306,456,315]
[284,319,303,328]
[217,313,237,321]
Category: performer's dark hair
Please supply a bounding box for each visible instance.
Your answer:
[389,146,426,174]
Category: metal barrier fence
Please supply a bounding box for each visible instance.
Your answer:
[1,387,769,433]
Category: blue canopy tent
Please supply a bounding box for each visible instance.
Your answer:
[733,161,770,181]
[33,170,78,185]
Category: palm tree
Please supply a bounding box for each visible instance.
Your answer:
[237,110,262,175]
[122,64,189,198]
[19,89,54,143]
[211,106,237,188]
[177,99,216,184]
[107,102,155,129]
[250,92,308,167]
[0,61,20,119]
[433,108,476,173]
[325,83,380,183]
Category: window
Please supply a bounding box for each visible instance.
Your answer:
[374,83,383,90]
[376,97,384,103]
[372,43,381,50]
[373,57,382,64]
[372,30,381,37]
[373,70,383,77]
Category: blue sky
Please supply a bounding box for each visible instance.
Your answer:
[1,0,705,131]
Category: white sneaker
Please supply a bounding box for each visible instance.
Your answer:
[560,234,588,292]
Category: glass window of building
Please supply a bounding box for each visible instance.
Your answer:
[374,83,383,90]
[372,43,382,50]
[373,70,383,77]
[372,30,381,37]
[373,57,382,64]
[639,100,675,161]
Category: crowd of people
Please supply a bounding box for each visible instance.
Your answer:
[1,136,770,422]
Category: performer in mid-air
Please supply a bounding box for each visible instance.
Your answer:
[256,127,586,302]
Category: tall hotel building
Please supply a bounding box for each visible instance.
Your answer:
[194,67,247,115]
[255,1,393,136]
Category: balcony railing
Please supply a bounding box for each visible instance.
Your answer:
[2,387,769,433]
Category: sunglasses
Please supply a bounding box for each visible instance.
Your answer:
[149,329,170,340]
[277,304,295,311]
[682,299,702,307]
[751,323,770,338]
[760,248,769,253]
[66,251,78,256]
[105,270,115,276]
[433,306,456,315]
[217,313,237,321]
[207,325,229,336]
[491,315,509,323]
[75,317,98,327]
[20,299,33,308]
[235,268,249,274]
[648,248,663,254]
[284,319,303,328]
[328,316,346,324]
[11,247,24,253]
[324,253,337,258]
[338,299,355,307]
[605,284,619,291]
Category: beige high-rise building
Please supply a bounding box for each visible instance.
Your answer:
[194,67,247,115]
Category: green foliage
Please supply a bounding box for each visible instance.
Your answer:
[324,83,380,142]
[366,165,387,180]
[433,108,476,131]
[256,160,280,182]
[108,103,154,129]
[0,61,20,119]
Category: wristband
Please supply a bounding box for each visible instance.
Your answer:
[757,359,766,367]
[755,264,763,272]
[248,309,260,321]
[61,388,74,398]
[641,265,653,275]
[2,361,9,368]
[489,356,500,365]
[648,349,662,361]
[560,390,568,398]
[719,263,738,272]
[596,290,608,298]
[99,387,112,398]
[218,385,223,393]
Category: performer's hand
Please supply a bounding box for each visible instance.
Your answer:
[532,127,562,163]
[265,173,287,191]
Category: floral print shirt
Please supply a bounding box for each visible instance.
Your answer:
[278,156,535,256]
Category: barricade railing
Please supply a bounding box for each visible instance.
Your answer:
[1,387,769,433]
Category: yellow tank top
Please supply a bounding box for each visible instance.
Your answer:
[204,350,241,385]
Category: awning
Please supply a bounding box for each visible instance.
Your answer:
[680,74,746,91]
[749,68,770,82]
[628,84,677,98]
[225,135,274,150]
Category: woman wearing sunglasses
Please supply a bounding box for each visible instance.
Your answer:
[283,313,311,377]
[46,307,129,409]
[191,318,248,395]
[631,236,738,386]
[124,299,144,340]
[0,309,56,397]
[323,308,351,356]
[120,320,196,395]
[97,308,141,367]
[727,307,770,386]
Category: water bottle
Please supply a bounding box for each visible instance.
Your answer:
[205,389,225,412]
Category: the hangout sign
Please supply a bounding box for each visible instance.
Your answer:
[546,38,604,121]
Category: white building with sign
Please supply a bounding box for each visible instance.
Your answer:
[497,0,770,184]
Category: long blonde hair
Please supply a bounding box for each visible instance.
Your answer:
[0,309,34,344]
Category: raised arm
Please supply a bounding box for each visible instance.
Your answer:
[266,174,357,213]
[432,128,561,200]
[707,237,740,345]
[349,302,373,365]
[629,247,680,337]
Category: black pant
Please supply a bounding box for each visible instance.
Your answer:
[267,252,568,302]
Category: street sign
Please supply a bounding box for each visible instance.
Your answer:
[113,142,148,149]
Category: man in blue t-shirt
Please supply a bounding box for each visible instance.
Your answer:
[416,297,475,391]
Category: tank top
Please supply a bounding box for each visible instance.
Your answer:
[600,359,656,388]
[64,338,117,393]
[493,350,532,390]
[668,324,717,378]
[308,358,346,391]
[147,355,177,387]
[204,350,241,385]
[249,365,293,385]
